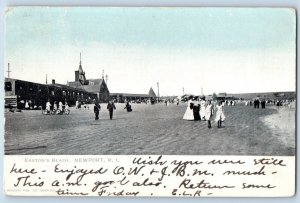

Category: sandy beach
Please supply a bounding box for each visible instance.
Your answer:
[4,102,295,156]
[260,105,295,149]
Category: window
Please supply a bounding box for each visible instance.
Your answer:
[5,82,12,91]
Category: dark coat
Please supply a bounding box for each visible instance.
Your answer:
[107,103,116,111]
[193,105,200,121]
[94,103,101,113]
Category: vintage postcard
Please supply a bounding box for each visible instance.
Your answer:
[3,7,296,197]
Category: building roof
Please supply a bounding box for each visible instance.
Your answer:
[110,93,154,98]
[68,79,104,86]
[68,78,106,93]
[5,78,93,94]
[87,78,103,85]
[148,87,156,97]
[79,85,101,93]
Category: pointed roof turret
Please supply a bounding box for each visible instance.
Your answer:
[148,87,156,97]
[78,52,87,85]
[79,52,83,73]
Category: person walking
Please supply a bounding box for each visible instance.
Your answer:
[261,97,266,109]
[254,97,260,108]
[215,101,226,128]
[64,101,70,114]
[46,99,51,113]
[75,100,79,109]
[58,101,63,111]
[199,97,206,120]
[193,102,200,121]
[53,101,58,111]
[94,101,101,120]
[25,100,29,110]
[183,97,194,120]
[205,100,214,128]
[107,101,116,120]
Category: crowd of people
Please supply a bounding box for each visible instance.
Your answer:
[45,100,69,114]
[183,97,226,128]
[244,98,294,109]
[11,94,294,125]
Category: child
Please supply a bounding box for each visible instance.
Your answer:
[215,101,226,128]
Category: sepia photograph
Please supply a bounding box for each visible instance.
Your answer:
[4,7,296,156]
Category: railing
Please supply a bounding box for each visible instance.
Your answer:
[5,95,17,108]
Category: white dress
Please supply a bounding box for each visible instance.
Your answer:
[46,102,51,111]
[205,104,213,121]
[199,100,206,120]
[215,105,226,122]
[183,100,194,120]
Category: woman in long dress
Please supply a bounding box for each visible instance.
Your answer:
[205,100,214,128]
[183,99,194,120]
[53,101,58,111]
[215,101,226,128]
[25,100,29,109]
[46,100,51,112]
[58,101,63,111]
[199,98,206,120]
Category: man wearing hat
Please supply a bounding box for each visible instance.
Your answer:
[107,100,116,120]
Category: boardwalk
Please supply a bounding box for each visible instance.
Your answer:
[4,103,295,155]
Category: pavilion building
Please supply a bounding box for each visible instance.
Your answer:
[67,54,110,102]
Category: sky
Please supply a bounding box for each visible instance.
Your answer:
[4,7,296,96]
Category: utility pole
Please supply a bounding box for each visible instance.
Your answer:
[46,74,48,84]
[105,75,108,85]
[157,82,160,102]
[7,63,11,78]
[102,70,104,79]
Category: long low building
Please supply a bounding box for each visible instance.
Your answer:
[110,88,157,103]
[4,78,97,109]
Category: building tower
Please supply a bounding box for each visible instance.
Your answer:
[75,52,87,85]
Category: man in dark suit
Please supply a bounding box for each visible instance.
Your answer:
[261,98,266,109]
[107,101,116,120]
[254,97,260,108]
[94,101,101,120]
